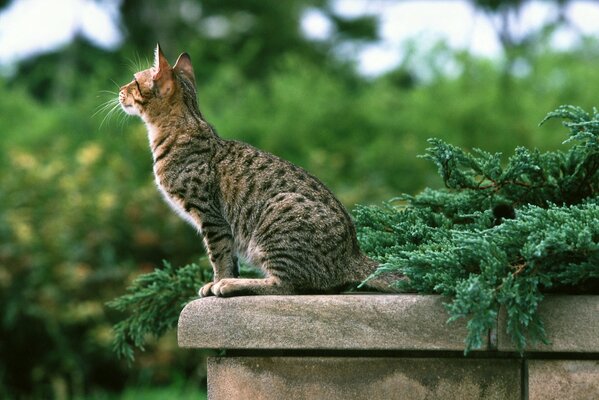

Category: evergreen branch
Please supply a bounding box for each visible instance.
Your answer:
[107,260,212,362]
[356,105,599,353]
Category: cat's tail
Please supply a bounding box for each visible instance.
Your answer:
[351,255,405,293]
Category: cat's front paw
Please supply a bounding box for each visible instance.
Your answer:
[199,282,215,298]
[211,278,242,297]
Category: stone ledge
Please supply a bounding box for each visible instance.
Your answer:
[178,294,482,351]
[179,294,599,400]
[497,295,599,353]
[179,294,599,354]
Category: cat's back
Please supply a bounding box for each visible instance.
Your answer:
[214,139,363,282]
[215,138,352,220]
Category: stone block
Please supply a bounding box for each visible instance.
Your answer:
[497,295,599,352]
[528,360,599,400]
[206,357,521,400]
[178,294,486,351]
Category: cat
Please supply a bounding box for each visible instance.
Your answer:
[118,45,397,297]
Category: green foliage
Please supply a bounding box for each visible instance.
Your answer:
[108,261,211,362]
[87,382,207,400]
[3,2,599,393]
[0,80,206,397]
[355,105,599,353]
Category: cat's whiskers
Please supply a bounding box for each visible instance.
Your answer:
[109,79,121,90]
[94,96,124,129]
[98,90,118,96]
[126,53,150,74]
[115,104,130,130]
[93,97,118,116]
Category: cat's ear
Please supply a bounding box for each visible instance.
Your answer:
[152,44,171,80]
[173,53,196,87]
[152,44,174,96]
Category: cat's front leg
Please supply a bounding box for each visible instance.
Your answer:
[211,276,295,296]
[198,218,238,297]
[198,282,215,298]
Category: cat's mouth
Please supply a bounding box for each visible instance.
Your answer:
[118,92,138,116]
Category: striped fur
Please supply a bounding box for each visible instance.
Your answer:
[118,46,396,297]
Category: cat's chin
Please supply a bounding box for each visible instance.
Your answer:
[120,103,140,117]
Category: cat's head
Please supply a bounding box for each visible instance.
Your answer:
[119,45,196,123]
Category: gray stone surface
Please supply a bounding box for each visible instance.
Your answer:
[497,295,599,352]
[207,357,521,400]
[528,360,599,400]
[179,295,599,399]
[178,294,484,351]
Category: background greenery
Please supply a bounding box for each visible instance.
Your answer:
[1,0,598,398]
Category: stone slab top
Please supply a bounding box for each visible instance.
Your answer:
[178,294,478,351]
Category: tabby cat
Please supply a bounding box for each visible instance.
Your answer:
[118,45,395,297]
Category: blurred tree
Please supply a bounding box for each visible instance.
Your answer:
[9,38,119,102]
[473,0,571,48]
[120,0,330,77]
[471,0,573,83]
[2,0,382,101]
[329,13,378,41]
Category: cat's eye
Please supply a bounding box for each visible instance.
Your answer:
[134,78,142,94]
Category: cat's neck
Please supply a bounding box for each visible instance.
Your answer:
[144,110,218,151]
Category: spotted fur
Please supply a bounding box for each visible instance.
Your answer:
[119,45,395,297]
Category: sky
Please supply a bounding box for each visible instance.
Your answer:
[0,0,122,65]
[1,0,599,76]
